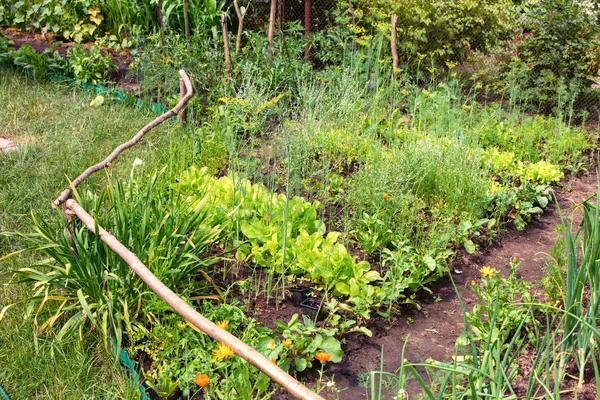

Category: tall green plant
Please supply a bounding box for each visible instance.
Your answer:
[0,168,224,352]
[558,180,600,387]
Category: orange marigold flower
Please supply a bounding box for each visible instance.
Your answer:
[270,358,277,363]
[479,266,496,277]
[195,373,210,387]
[216,320,229,330]
[282,339,292,347]
[213,342,235,360]
[315,352,332,362]
[471,280,476,285]
[511,256,519,263]
[383,192,391,200]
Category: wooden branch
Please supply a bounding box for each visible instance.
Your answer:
[303,0,312,61]
[65,199,326,400]
[234,0,251,54]
[391,14,398,81]
[179,76,187,126]
[53,70,194,207]
[267,0,276,59]
[155,0,167,47]
[183,0,190,41]
[221,14,231,77]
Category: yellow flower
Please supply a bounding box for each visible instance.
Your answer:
[194,373,210,387]
[471,280,476,285]
[511,256,520,263]
[315,352,332,362]
[282,339,292,347]
[213,342,235,360]
[267,339,276,350]
[479,266,496,277]
[216,320,229,330]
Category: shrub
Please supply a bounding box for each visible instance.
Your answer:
[347,0,515,70]
[488,0,600,107]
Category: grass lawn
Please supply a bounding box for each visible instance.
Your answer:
[0,70,186,400]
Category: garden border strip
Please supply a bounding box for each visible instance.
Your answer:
[0,61,168,116]
[0,381,10,400]
[46,73,168,115]
[109,335,152,400]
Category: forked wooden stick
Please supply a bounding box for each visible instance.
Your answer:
[65,199,325,400]
[53,70,194,207]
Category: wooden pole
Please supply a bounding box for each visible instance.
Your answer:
[233,0,251,54]
[53,71,194,207]
[303,0,311,61]
[64,199,326,400]
[221,14,231,77]
[391,14,398,81]
[182,0,190,41]
[179,76,187,126]
[155,0,167,47]
[267,0,276,59]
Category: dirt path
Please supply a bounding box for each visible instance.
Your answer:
[317,173,598,400]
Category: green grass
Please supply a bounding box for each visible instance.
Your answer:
[0,69,192,399]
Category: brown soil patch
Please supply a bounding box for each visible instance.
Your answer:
[2,28,133,88]
[252,172,598,400]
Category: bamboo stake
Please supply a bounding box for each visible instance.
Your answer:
[221,14,231,77]
[64,199,325,400]
[391,14,398,81]
[267,0,276,59]
[53,70,194,207]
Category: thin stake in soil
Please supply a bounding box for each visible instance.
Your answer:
[222,14,231,77]
[391,14,399,81]
[267,0,276,59]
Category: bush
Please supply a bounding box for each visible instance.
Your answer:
[347,0,515,70]
[485,0,600,108]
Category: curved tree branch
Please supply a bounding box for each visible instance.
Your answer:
[53,70,194,207]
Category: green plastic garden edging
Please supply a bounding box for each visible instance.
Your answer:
[0,61,168,116]
[112,337,152,400]
[47,73,168,115]
[0,382,10,400]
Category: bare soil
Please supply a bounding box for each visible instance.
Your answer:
[2,28,136,90]
[250,172,598,399]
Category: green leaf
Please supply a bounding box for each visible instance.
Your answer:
[90,95,104,107]
[463,239,476,254]
[294,357,307,371]
[320,336,343,362]
[423,255,437,270]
